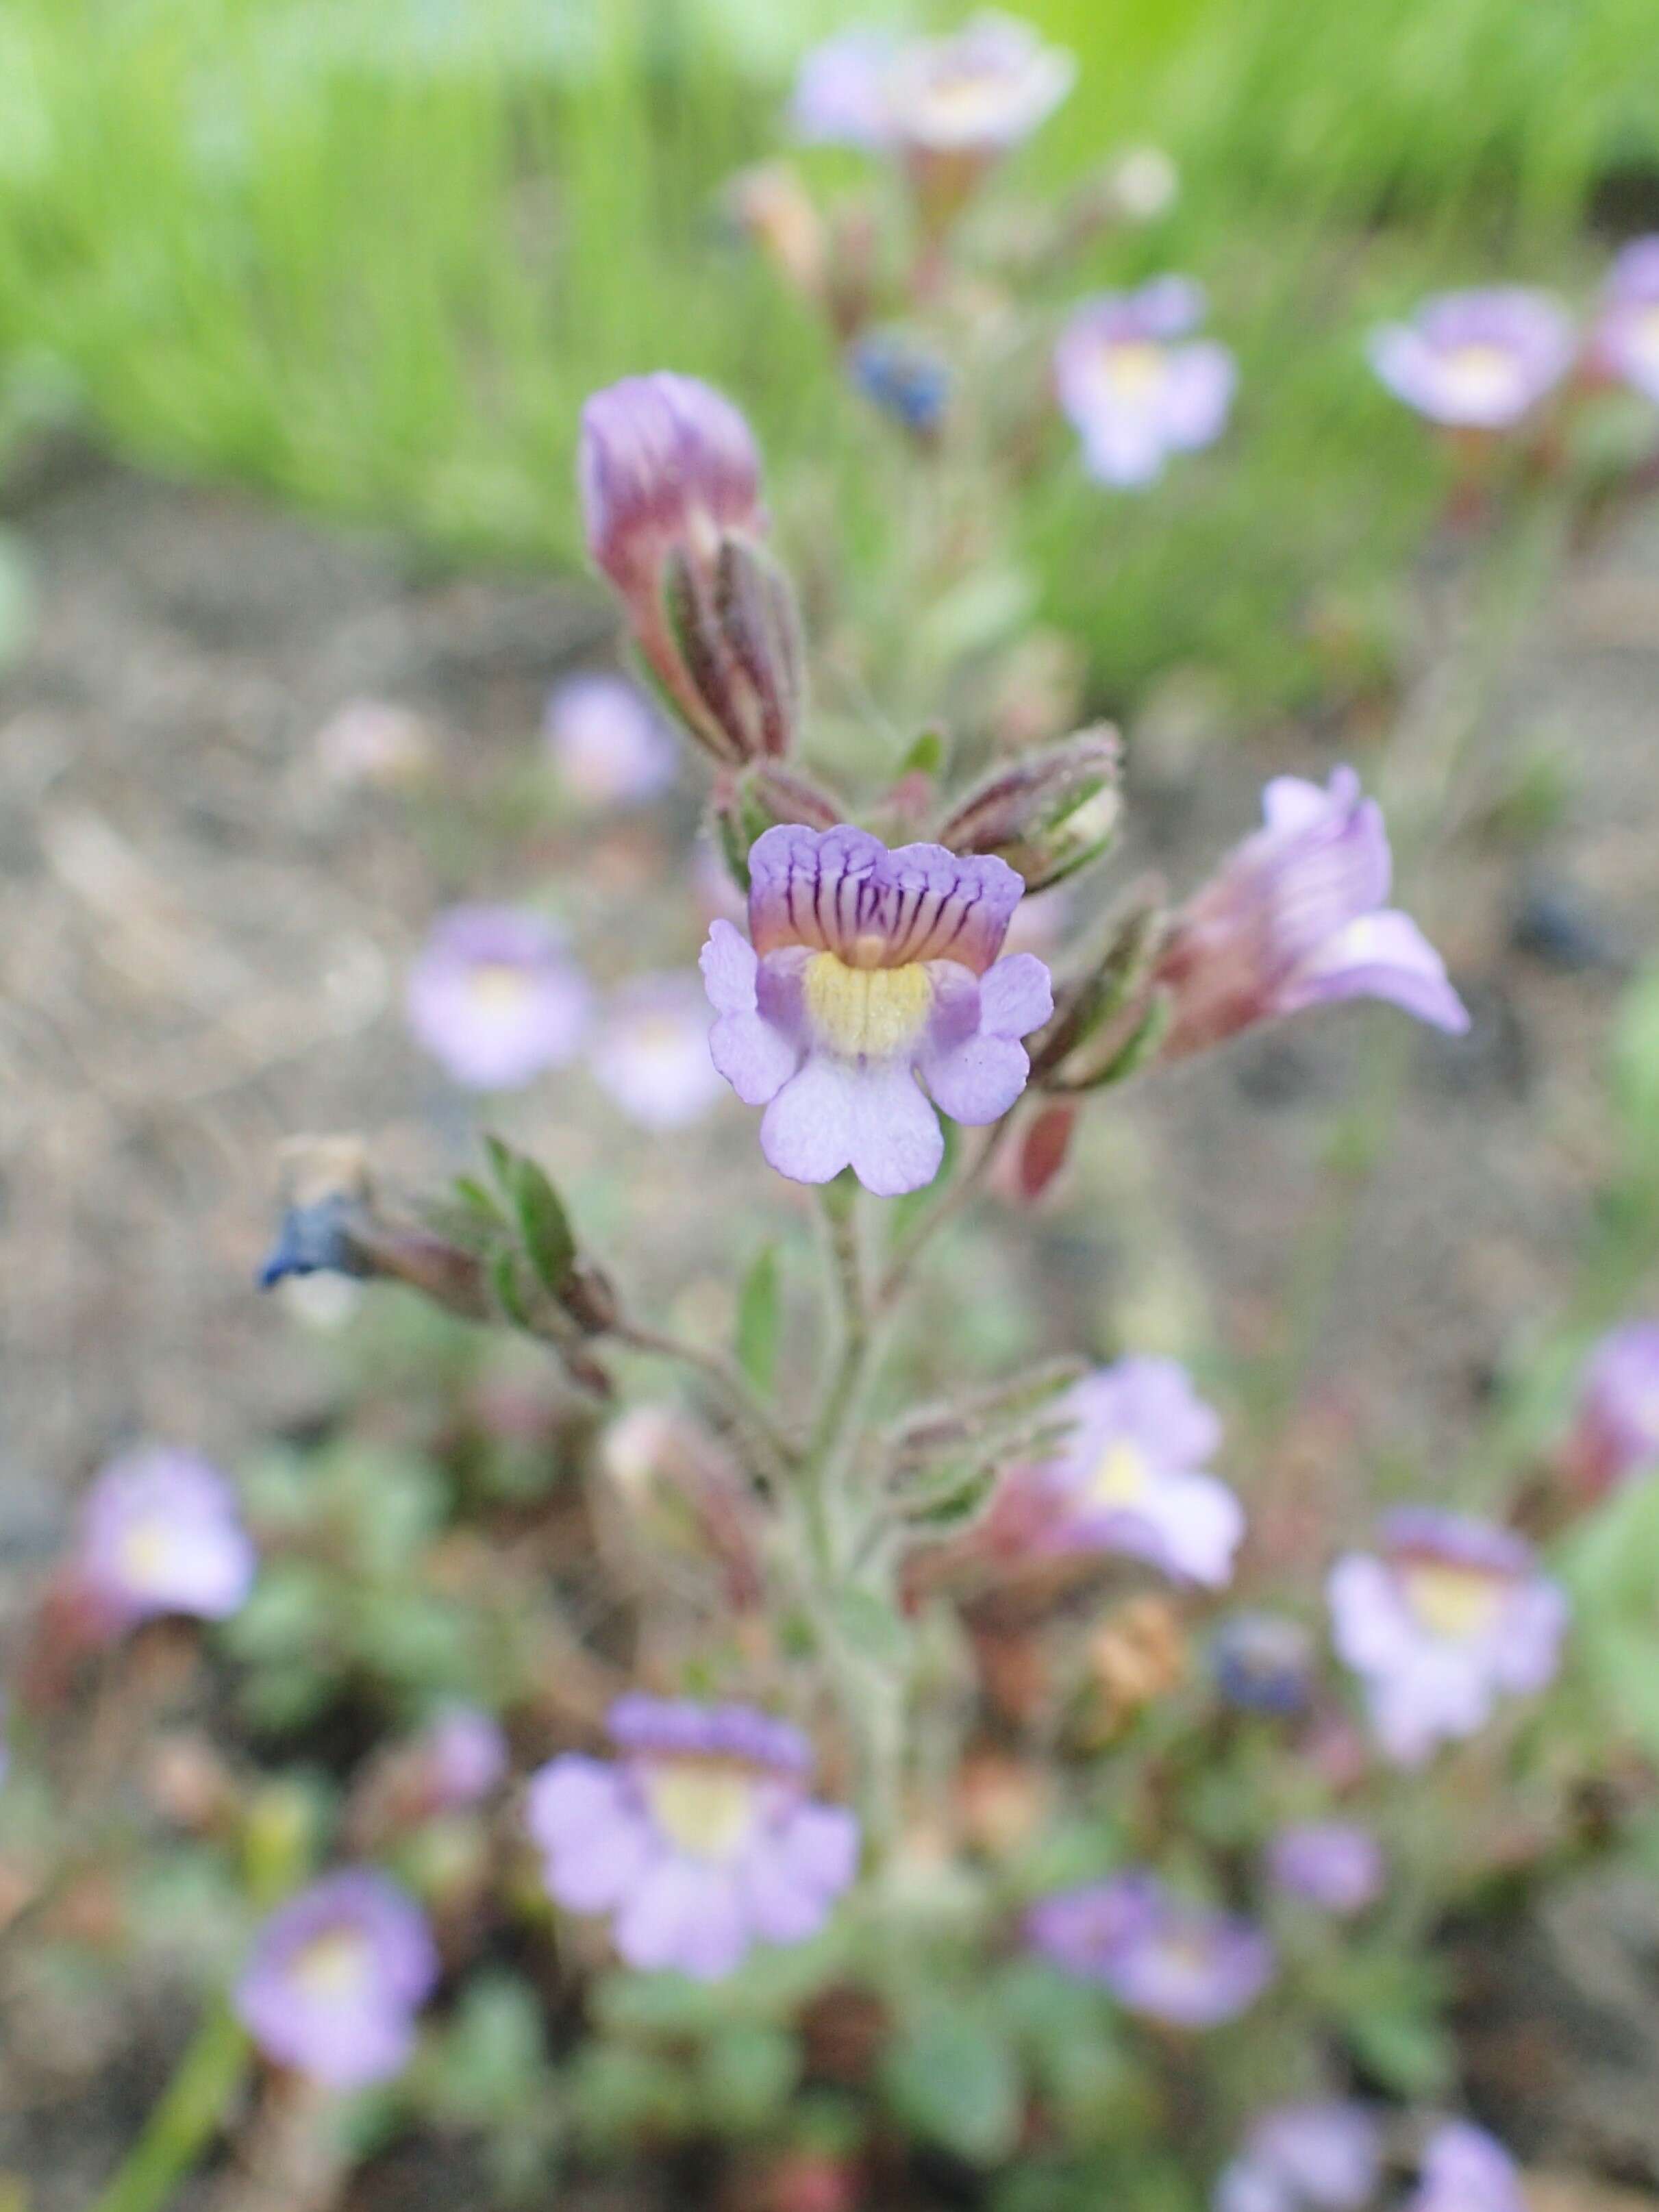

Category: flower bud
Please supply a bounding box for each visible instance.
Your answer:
[708,760,845,891]
[259,1135,491,1322]
[724,162,826,301]
[936,725,1121,891]
[578,373,804,765]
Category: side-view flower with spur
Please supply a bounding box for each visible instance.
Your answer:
[1056,278,1237,488]
[992,1356,1244,1587]
[1029,1869,1274,2027]
[1559,1317,1659,1498]
[1328,1508,1567,1765]
[701,824,1052,1195]
[1153,767,1469,1059]
[1593,236,1659,405]
[235,1869,439,2089]
[527,1696,860,1982]
[1368,288,1575,430]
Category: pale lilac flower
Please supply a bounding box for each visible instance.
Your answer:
[1001,1357,1244,1587]
[235,1870,438,2090]
[418,1705,508,1813]
[1593,238,1659,404]
[791,16,1075,170]
[543,673,677,807]
[406,906,591,1091]
[1328,1508,1567,1766]
[1210,1612,1317,1715]
[1217,2102,1385,2212]
[76,1447,255,1632]
[701,824,1052,1196]
[1155,767,1469,1060]
[1056,279,1236,487]
[1369,288,1574,429]
[527,1696,859,1982]
[588,973,725,1132]
[1560,1318,1659,1498]
[1267,1822,1386,1917]
[1406,2124,1525,2212]
[1029,1871,1275,2027]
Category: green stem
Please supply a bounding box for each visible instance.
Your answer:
[612,1317,797,1479]
[90,2001,249,2212]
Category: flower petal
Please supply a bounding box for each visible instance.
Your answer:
[847,1059,946,1195]
[612,1856,750,1980]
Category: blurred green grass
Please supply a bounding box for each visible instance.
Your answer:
[1,0,1656,711]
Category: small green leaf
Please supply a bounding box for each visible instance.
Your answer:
[699,2022,800,2132]
[899,728,947,779]
[489,1248,533,1330]
[451,1173,506,1225]
[484,1136,575,1293]
[736,1244,782,1393]
[882,2006,1023,2165]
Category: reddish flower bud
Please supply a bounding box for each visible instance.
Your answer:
[935,725,1121,891]
[579,373,804,765]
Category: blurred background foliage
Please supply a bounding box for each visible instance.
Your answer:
[3,0,1658,712]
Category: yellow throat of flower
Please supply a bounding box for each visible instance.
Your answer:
[119,1519,177,1587]
[643,1761,760,1861]
[1440,342,1518,411]
[803,951,933,1060]
[469,963,534,1011]
[1090,1439,1151,1510]
[292,1930,373,2000]
[1095,341,1167,402]
[1403,1562,1504,1642]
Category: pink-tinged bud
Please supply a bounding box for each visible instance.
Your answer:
[578,373,803,765]
[936,725,1121,891]
[725,163,827,302]
[709,761,846,891]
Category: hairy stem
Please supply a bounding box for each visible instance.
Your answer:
[611,1317,797,1480]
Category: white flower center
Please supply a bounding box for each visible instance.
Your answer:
[1439,342,1521,412]
[1090,1439,1151,1509]
[291,1929,373,2000]
[1402,1562,1504,1642]
[803,952,934,1060]
[643,1761,760,1861]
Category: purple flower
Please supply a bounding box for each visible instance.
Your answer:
[1406,2124,1525,2212]
[700,824,1052,1196]
[235,1870,439,2089]
[1328,1508,1568,1765]
[588,973,727,1132]
[1210,1612,1317,1715]
[791,16,1075,166]
[1593,238,1659,404]
[1266,1822,1386,1917]
[527,1696,859,1982]
[1218,2102,1385,2212]
[543,673,677,807]
[1056,279,1236,487]
[1560,1318,1659,1498]
[406,906,591,1091]
[1369,288,1575,430]
[77,1447,255,1632]
[1006,1357,1244,1587]
[1028,1871,1275,2028]
[419,1705,508,1813]
[1155,768,1469,1059]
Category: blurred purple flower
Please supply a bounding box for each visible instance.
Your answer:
[588,973,726,1132]
[1560,1317,1659,1498]
[1593,237,1659,404]
[700,824,1051,1195]
[1006,1356,1244,1587]
[419,1705,508,1813]
[527,1696,859,1982]
[1406,2124,1525,2212]
[1328,1508,1567,1765]
[1217,2102,1385,2212]
[1056,279,1236,487]
[235,1870,438,2089]
[1369,288,1574,429]
[543,673,677,808]
[406,906,591,1092]
[1028,1870,1274,2027]
[791,15,1075,167]
[1210,1612,1317,1715]
[77,1447,255,1632]
[1267,1822,1386,1916]
[1155,767,1469,1060]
